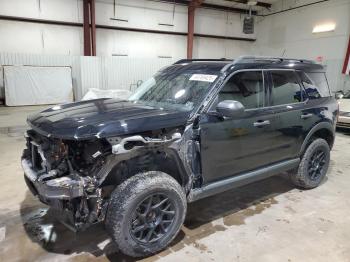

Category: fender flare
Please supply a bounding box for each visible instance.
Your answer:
[299,121,335,156]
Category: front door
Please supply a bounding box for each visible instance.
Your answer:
[199,70,278,185]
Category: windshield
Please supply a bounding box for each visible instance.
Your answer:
[129,71,218,112]
[344,91,350,99]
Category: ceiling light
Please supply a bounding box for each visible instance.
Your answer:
[312,23,336,33]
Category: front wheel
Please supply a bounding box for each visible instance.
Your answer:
[105,171,187,257]
[291,138,330,189]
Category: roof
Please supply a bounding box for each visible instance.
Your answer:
[172,56,325,73]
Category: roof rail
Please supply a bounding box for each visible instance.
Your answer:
[220,55,316,72]
[232,55,316,65]
[174,58,233,65]
[221,56,316,72]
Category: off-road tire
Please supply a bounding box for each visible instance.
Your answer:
[291,138,330,189]
[105,171,187,257]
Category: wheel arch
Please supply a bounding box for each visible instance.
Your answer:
[299,122,335,156]
[101,149,190,191]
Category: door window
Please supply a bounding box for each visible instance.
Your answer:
[218,71,264,109]
[270,71,302,106]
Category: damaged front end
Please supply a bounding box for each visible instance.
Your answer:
[22,129,110,231]
[22,125,200,231]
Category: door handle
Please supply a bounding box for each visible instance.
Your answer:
[301,113,313,119]
[254,120,270,127]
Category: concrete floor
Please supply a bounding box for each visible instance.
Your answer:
[1,105,350,262]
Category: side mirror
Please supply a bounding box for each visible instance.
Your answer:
[335,92,344,100]
[216,100,245,118]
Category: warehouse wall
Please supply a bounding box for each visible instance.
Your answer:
[0,53,173,101]
[0,0,255,58]
[0,0,256,101]
[0,0,83,55]
[255,0,350,92]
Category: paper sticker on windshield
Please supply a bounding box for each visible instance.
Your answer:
[190,74,218,82]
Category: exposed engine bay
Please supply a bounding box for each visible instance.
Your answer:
[22,126,200,231]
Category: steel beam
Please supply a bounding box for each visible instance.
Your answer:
[83,0,91,56]
[90,0,96,56]
[187,0,203,59]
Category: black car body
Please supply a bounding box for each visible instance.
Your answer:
[22,56,338,255]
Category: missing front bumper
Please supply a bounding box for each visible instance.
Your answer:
[22,158,85,200]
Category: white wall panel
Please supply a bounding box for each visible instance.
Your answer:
[97,29,187,58]
[0,0,39,17]
[0,0,256,105]
[4,65,73,106]
[40,0,81,22]
[195,8,255,39]
[102,57,174,91]
[194,37,253,59]
[0,52,175,103]
[95,0,188,32]
[255,0,350,92]
[0,53,80,100]
[80,56,101,96]
[0,21,83,55]
[0,0,255,58]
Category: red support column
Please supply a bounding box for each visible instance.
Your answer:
[187,0,202,59]
[187,4,195,59]
[83,0,91,56]
[342,35,350,74]
[90,0,96,56]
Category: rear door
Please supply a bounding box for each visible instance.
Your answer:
[265,70,306,161]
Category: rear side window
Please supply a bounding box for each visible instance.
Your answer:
[298,72,331,99]
[270,71,302,106]
[218,71,264,109]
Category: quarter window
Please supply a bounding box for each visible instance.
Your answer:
[298,72,331,98]
[270,71,302,106]
[218,71,264,109]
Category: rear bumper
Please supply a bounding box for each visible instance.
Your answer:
[22,158,85,201]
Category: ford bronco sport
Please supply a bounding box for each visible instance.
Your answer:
[22,56,338,257]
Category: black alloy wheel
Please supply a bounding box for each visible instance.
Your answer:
[308,149,327,181]
[105,171,187,257]
[130,193,176,244]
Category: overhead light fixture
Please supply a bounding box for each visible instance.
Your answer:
[312,23,336,33]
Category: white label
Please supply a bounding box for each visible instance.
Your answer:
[189,74,218,83]
[92,151,102,158]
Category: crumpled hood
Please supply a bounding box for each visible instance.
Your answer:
[27,98,190,140]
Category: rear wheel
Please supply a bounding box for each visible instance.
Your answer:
[105,171,186,257]
[291,138,330,189]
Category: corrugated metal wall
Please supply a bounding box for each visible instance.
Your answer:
[0,53,174,102]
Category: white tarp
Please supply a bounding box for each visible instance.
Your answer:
[82,88,131,101]
[4,66,73,106]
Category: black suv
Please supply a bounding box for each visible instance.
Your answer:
[22,56,338,257]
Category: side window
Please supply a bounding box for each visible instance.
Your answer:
[270,70,302,106]
[298,72,331,99]
[218,71,264,109]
